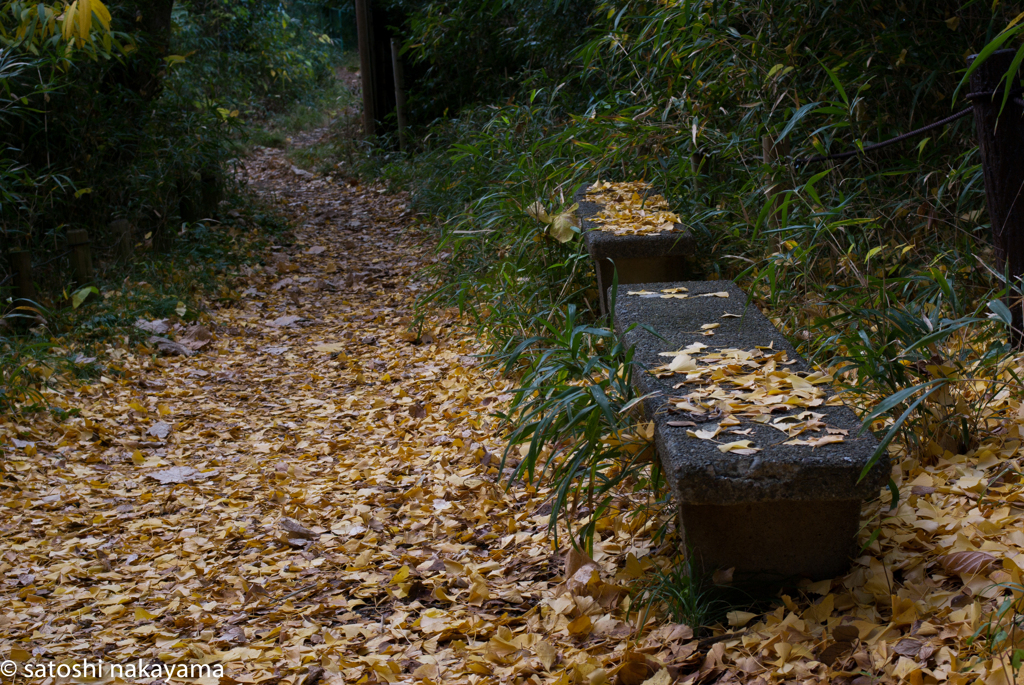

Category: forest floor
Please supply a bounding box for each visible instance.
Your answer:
[3,124,1024,685]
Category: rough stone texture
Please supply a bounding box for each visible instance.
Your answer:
[613,280,889,579]
[574,184,698,315]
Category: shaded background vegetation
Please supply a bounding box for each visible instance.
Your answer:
[0,0,351,413]
[0,0,344,293]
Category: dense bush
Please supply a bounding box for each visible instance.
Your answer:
[0,0,340,302]
[384,0,594,122]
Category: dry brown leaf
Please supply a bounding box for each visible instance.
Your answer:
[940,551,998,575]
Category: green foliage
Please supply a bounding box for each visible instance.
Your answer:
[497,304,664,551]
[0,0,342,289]
[170,0,338,116]
[634,555,744,634]
[966,581,1024,681]
[818,271,1018,477]
[384,0,594,122]
[0,309,52,416]
[0,1,346,423]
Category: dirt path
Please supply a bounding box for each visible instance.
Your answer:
[13,122,1013,685]
[0,128,689,685]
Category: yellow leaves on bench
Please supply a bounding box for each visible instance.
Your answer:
[653,346,845,452]
[584,180,682,235]
[626,287,729,299]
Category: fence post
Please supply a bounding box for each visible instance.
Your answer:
[67,229,93,286]
[110,220,134,261]
[969,48,1024,343]
[8,249,35,303]
[391,38,407,152]
[354,0,375,138]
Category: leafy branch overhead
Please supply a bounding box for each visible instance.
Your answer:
[1,0,122,57]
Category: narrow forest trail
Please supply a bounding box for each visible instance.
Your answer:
[0,128,688,685]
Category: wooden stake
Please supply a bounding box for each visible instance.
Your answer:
[355,0,375,138]
[391,38,407,152]
[8,249,35,303]
[969,49,1024,344]
[200,169,221,218]
[110,219,134,261]
[67,229,93,286]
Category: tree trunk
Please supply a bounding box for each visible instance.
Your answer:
[119,0,175,100]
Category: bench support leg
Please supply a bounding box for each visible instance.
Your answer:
[680,499,862,581]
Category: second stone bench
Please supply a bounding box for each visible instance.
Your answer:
[613,280,888,580]
[575,182,698,316]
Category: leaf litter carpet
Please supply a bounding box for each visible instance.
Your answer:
[3,131,1024,685]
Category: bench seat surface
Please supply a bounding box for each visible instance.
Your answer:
[613,280,887,506]
[575,184,696,260]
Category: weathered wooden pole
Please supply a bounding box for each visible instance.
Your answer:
[969,49,1024,342]
[390,38,407,152]
[354,0,376,138]
[200,169,221,218]
[8,249,35,303]
[67,229,93,286]
[110,219,134,261]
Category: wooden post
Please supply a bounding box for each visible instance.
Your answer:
[67,229,93,286]
[355,0,375,138]
[391,38,407,152]
[110,219,134,261]
[969,48,1024,343]
[178,176,200,225]
[8,249,35,303]
[200,169,221,218]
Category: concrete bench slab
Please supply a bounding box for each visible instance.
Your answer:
[613,280,888,580]
[575,184,698,316]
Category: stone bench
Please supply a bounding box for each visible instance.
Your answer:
[575,184,698,316]
[613,280,888,580]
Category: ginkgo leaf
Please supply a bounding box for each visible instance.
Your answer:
[687,427,720,440]
[71,285,98,309]
[784,435,845,447]
[718,440,759,454]
[314,342,347,353]
[727,610,758,627]
[939,551,997,575]
[526,200,550,223]
[548,210,579,242]
[667,353,697,373]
